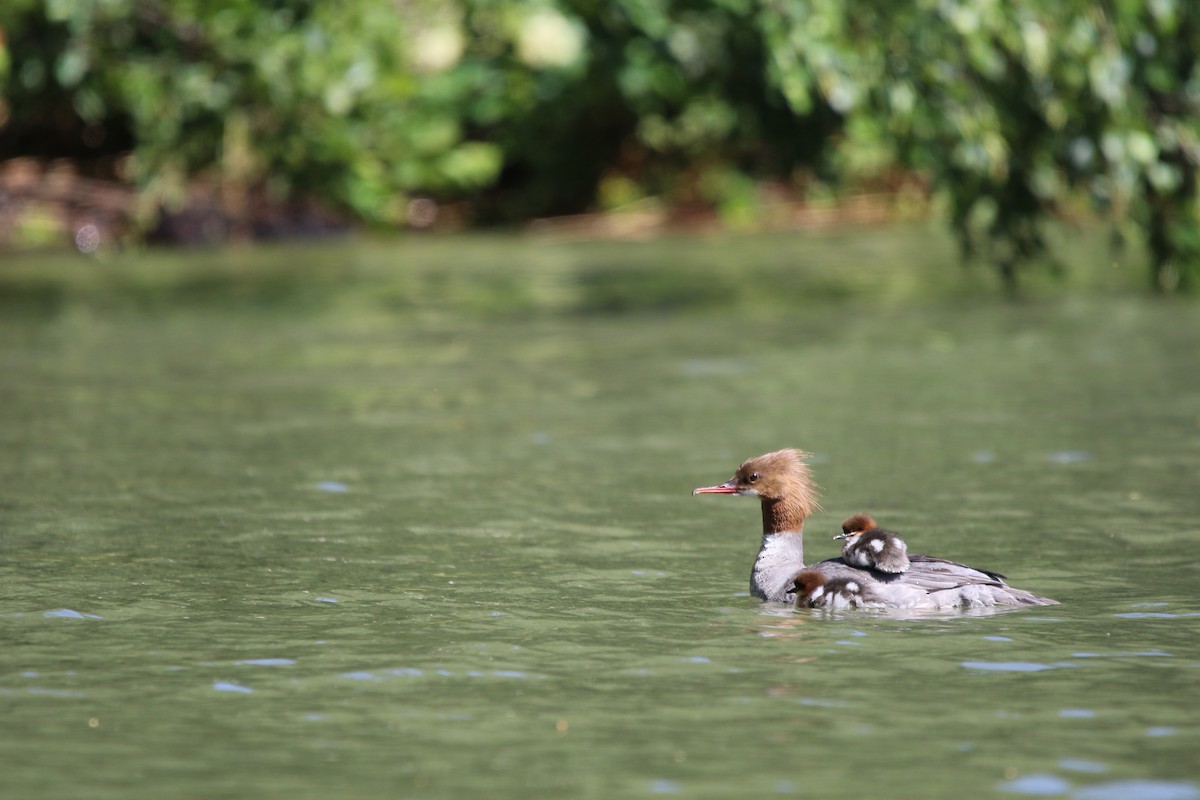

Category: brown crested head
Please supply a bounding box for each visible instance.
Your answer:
[693,448,815,499]
[734,449,816,502]
[841,513,877,535]
[791,568,827,596]
[693,449,821,534]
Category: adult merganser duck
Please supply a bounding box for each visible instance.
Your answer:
[692,449,1057,609]
[835,513,910,574]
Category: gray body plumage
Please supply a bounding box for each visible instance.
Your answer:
[752,531,1057,609]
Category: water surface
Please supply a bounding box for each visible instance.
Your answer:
[2,232,1199,799]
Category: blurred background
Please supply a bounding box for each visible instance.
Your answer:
[1,0,1197,290]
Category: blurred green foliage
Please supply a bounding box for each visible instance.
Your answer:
[1,0,1197,289]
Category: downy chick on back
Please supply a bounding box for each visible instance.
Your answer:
[835,513,910,574]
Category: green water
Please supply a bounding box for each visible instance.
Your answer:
[3,230,1200,799]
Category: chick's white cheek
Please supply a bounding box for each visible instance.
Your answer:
[737,489,759,497]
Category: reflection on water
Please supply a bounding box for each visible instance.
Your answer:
[212,681,254,694]
[1000,776,1200,799]
[2,238,1200,799]
[962,660,1078,672]
[42,608,103,619]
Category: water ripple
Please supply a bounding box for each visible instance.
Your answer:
[999,776,1200,799]
[1074,780,1200,800]
[649,779,683,794]
[963,661,1076,673]
[25,687,87,698]
[1146,727,1178,737]
[340,668,545,681]
[213,681,253,694]
[678,357,753,377]
[43,609,102,620]
[1072,651,1172,658]
[998,773,1072,795]
[1046,450,1093,464]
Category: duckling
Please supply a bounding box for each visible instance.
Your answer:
[835,513,910,574]
[790,568,888,609]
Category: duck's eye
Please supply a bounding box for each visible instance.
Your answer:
[747,472,760,483]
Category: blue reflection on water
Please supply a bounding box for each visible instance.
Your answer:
[340,667,545,681]
[1046,450,1093,464]
[649,779,682,794]
[212,682,253,694]
[998,774,1199,799]
[43,609,102,619]
[1146,726,1178,737]
[963,661,1076,672]
[998,773,1072,795]
[1074,780,1200,800]
[1072,650,1172,658]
